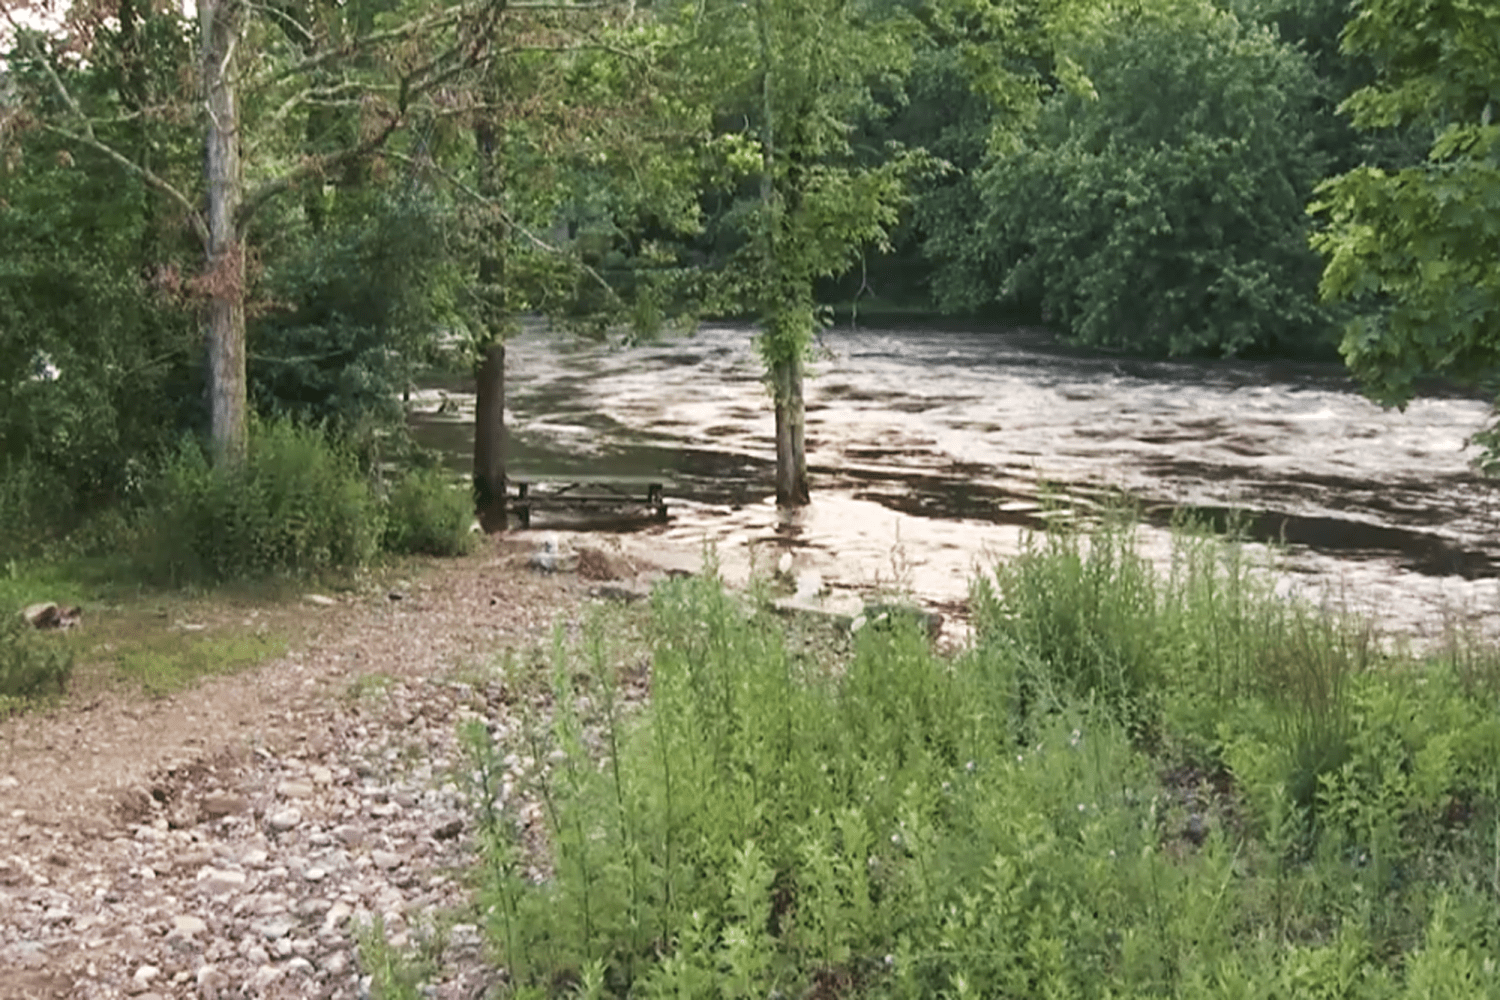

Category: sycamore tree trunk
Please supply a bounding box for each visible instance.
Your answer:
[755,0,809,507]
[201,0,248,466]
[772,349,809,506]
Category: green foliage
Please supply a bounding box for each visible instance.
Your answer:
[382,467,476,557]
[476,524,1500,999]
[116,631,286,697]
[1309,0,1500,417]
[143,421,383,584]
[945,0,1331,355]
[0,614,74,712]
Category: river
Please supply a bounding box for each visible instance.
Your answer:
[409,323,1500,644]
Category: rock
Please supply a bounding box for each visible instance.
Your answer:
[793,568,824,600]
[267,808,302,832]
[323,901,353,931]
[432,818,463,841]
[198,868,247,895]
[772,590,864,628]
[321,951,349,975]
[196,965,229,1000]
[370,849,402,871]
[0,775,19,789]
[332,824,363,847]
[133,965,161,986]
[21,602,82,630]
[861,602,945,640]
[449,923,483,951]
[170,914,208,937]
[277,781,315,800]
[588,582,650,603]
[41,906,71,924]
[248,964,282,992]
[304,593,337,607]
[200,793,248,819]
[259,916,297,940]
[309,766,333,785]
[303,866,326,882]
[285,956,315,975]
[776,552,794,578]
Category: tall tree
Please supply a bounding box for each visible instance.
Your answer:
[679,0,922,505]
[1309,0,1500,418]
[4,0,507,465]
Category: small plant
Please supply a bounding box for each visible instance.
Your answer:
[382,466,475,557]
[0,613,73,711]
[355,915,432,1000]
[115,632,285,697]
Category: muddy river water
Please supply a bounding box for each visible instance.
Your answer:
[410,323,1500,644]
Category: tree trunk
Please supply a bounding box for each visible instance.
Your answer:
[773,352,809,506]
[201,0,248,466]
[473,343,508,532]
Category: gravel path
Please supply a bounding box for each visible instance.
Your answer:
[0,535,657,1000]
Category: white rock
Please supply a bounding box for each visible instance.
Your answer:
[370,850,402,871]
[320,951,349,975]
[323,901,352,930]
[303,594,336,607]
[303,866,326,882]
[285,956,315,975]
[277,781,315,800]
[198,868,247,895]
[267,808,302,832]
[794,568,824,600]
[0,775,18,789]
[196,965,229,1000]
[170,915,208,937]
[309,766,333,785]
[248,964,282,991]
[133,965,161,984]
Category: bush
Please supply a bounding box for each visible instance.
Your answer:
[0,613,73,711]
[144,421,383,584]
[469,541,1500,1000]
[382,467,475,557]
[0,455,74,562]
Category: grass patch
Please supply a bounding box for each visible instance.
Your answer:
[465,524,1500,1000]
[113,630,287,697]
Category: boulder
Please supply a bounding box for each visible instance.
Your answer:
[21,603,82,630]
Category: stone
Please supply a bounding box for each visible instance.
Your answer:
[432,818,463,840]
[198,868,247,895]
[267,808,302,832]
[303,866,326,882]
[0,775,18,789]
[133,965,161,985]
[333,824,363,847]
[21,602,82,630]
[370,849,402,871]
[285,956,315,975]
[170,914,208,937]
[277,781,315,800]
[303,594,336,607]
[259,916,297,940]
[248,964,282,992]
[323,901,352,931]
[196,965,229,1000]
[309,766,333,785]
[449,923,483,950]
[320,951,349,975]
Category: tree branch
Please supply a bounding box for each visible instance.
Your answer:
[386,149,622,304]
[238,112,403,224]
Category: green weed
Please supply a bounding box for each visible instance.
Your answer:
[115,631,286,697]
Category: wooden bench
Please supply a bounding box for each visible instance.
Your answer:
[509,475,669,528]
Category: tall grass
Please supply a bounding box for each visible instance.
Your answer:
[468,525,1500,999]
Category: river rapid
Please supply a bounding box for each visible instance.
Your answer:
[410,323,1500,645]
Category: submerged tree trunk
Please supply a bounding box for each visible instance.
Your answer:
[773,352,809,506]
[201,0,247,465]
[473,343,508,532]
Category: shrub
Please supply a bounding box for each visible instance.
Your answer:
[0,456,75,562]
[382,467,475,557]
[144,421,383,583]
[0,613,73,711]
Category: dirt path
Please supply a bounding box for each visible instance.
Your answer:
[0,535,659,1000]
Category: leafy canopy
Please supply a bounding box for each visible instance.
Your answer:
[1310,0,1500,408]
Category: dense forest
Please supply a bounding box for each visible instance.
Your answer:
[0,0,1495,555]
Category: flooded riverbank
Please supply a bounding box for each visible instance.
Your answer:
[410,324,1500,643]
